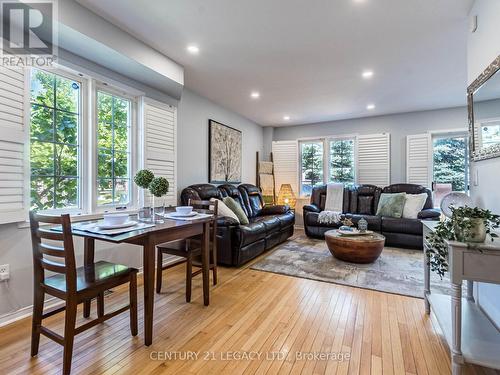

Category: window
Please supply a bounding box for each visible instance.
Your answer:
[30,69,81,211]
[432,135,469,192]
[28,67,138,215]
[328,138,355,185]
[299,141,323,196]
[96,90,132,206]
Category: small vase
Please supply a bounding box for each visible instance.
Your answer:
[465,218,487,243]
[454,218,487,243]
[152,196,164,224]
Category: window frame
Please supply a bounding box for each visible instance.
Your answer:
[431,131,470,194]
[327,136,357,186]
[27,67,141,217]
[298,135,358,197]
[91,81,139,214]
[28,67,88,215]
[298,139,325,197]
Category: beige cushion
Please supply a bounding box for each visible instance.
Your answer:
[210,198,239,223]
[402,193,428,219]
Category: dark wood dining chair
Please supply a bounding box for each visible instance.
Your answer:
[29,212,138,375]
[156,199,218,302]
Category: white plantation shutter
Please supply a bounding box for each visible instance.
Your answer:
[143,98,177,206]
[0,66,28,224]
[272,140,298,198]
[357,133,390,186]
[406,133,431,188]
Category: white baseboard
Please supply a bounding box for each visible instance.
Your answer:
[0,256,182,328]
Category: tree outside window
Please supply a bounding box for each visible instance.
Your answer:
[96,91,131,206]
[300,141,323,196]
[433,136,468,192]
[30,69,80,211]
[329,139,355,185]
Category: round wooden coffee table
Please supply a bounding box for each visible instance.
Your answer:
[325,230,385,263]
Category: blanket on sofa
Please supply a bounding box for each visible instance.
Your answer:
[318,183,343,224]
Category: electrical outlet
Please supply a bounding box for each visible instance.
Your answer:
[0,264,9,281]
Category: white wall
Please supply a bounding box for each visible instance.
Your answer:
[467,0,500,327]
[272,106,468,184]
[177,88,263,190]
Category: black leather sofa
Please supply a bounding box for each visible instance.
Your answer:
[181,183,295,266]
[303,183,440,249]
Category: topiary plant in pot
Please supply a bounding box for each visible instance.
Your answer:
[148,177,170,223]
[426,206,500,278]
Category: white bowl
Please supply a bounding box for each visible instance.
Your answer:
[175,206,193,215]
[103,213,129,226]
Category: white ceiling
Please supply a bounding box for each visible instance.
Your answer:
[78,0,474,126]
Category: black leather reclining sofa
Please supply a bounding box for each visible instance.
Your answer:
[303,183,440,249]
[181,183,295,266]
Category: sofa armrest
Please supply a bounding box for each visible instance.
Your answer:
[261,204,290,215]
[303,204,320,213]
[217,216,240,226]
[418,208,441,220]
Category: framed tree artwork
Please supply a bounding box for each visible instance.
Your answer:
[209,119,242,183]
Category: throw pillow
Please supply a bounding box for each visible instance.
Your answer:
[402,193,428,219]
[376,193,407,218]
[210,198,240,223]
[222,197,249,225]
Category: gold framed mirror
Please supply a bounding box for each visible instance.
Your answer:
[467,55,500,161]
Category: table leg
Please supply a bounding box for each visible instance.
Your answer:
[83,238,95,318]
[451,282,463,375]
[202,222,210,306]
[424,244,431,314]
[143,238,155,346]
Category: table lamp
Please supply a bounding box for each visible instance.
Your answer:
[277,183,296,209]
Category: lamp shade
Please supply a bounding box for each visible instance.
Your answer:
[277,183,296,208]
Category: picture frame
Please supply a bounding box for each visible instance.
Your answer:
[208,119,242,184]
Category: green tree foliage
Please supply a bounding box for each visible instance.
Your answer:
[433,137,467,192]
[96,91,130,205]
[300,142,323,195]
[329,140,354,184]
[30,69,79,210]
[30,69,131,210]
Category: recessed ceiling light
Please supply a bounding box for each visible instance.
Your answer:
[362,70,374,79]
[283,115,290,121]
[186,45,199,54]
[250,91,260,99]
[366,104,376,110]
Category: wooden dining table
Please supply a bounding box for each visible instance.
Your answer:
[67,212,215,346]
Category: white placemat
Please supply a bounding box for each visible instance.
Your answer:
[72,221,155,235]
[163,212,213,221]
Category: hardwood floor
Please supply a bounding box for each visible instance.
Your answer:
[0,247,498,374]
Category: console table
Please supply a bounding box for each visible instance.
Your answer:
[423,221,500,374]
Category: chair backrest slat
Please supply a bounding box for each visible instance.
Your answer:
[37,228,64,241]
[41,258,67,274]
[30,212,77,292]
[188,199,219,215]
[39,243,66,258]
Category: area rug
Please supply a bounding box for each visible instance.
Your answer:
[251,235,462,298]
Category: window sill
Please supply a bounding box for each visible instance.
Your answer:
[17,209,139,229]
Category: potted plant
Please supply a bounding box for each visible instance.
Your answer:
[134,169,155,221]
[148,177,169,223]
[426,206,500,278]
